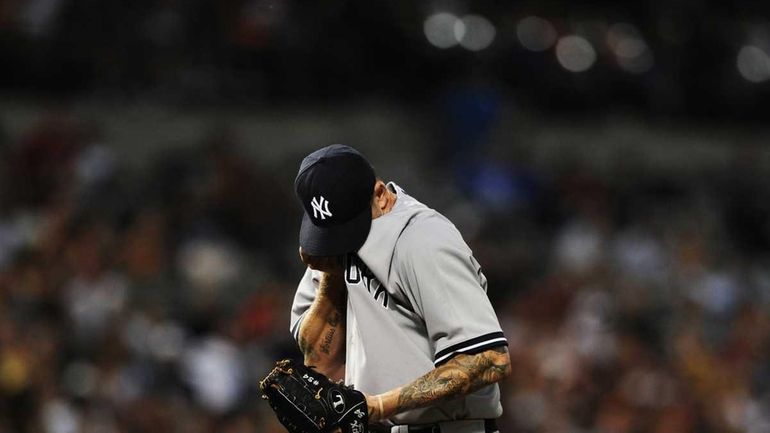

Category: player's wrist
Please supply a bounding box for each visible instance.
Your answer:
[365,394,383,422]
[320,269,345,284]
[366,392,398,423]
[318,271,346,305]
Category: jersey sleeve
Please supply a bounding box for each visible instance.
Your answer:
[398,219,508,367]
[289,267,322,341]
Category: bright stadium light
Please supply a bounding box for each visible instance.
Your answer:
[607,23,654,74]
[555,35,596,72]
[424,13,462,49]
[736,45,770,82]
[453,18,467,45]
[457,15,496,51]
[516,16,558,52]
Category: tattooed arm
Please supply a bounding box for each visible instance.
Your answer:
[297,251,347,380]
[366,347,511,422]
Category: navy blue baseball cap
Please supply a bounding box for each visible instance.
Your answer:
[294,144,376,256]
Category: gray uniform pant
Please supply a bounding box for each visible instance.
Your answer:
[388,419,499,433]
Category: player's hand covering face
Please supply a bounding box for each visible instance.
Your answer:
[299,246,345,275]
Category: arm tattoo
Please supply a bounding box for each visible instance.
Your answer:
[319,327,336,354]
[319,311,342,355]
[298,275,346,369]
[327,311,342,327]
[396,347,509,413]
[301,311,344,360]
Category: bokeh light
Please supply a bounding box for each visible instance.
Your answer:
[517,16,558,52]
[736,45,770,82]
[453,19,467,46]
[457,15,496,51]
[607,23,654,74]
[424,12,462,49]
[556,35,597,72]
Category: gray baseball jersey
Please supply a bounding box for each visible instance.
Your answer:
[290,183,508,425]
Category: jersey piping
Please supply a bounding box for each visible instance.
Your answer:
[433,331,508,366]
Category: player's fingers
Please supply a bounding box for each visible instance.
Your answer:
[324,255,344,271]
[299,247,344,274]
[299,246,327,268]
[318,255,344,275]
[299,247,324,269]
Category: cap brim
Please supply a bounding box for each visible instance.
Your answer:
[299,207,372,256]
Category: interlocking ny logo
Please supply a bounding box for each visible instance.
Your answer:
[311,196,332,220]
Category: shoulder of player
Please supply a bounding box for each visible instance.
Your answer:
[394,211,469,259]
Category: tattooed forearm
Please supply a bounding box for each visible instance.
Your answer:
[300,312,344,362]
[454,346,510,391]
[319,311,342,355]
[395,366,468,412]
[319,327,336,354]
[297,274,346,376]
[394,347,510,414]
[327,311,342,327]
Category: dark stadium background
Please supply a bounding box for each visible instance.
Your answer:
[1,1,770,432]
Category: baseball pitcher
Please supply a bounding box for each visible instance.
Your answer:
[262,144,510,433]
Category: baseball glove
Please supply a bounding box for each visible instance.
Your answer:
[260,359,369,433]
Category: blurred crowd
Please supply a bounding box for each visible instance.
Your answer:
[0,113,301,433]
[1,111,770,433]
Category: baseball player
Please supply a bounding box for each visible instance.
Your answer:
[290,144,510,433]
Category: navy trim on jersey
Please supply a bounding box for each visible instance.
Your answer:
[434,332,508,366]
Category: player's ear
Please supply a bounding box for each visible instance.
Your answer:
[373,179,385,194]
[371,180,388,217]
